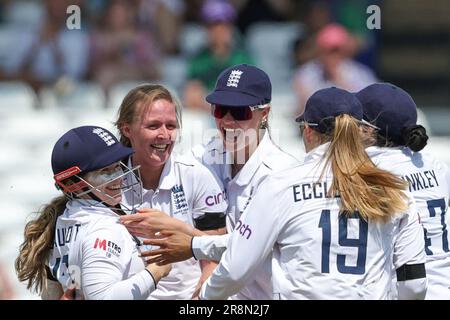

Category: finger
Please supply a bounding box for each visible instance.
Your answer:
[137,208,161,214]
[158,230,175,237]
[142,238,168,246]
[140,248,168,258]
[156,260,171,266]
[145,256,164,265]
[119,214,145,223]
[146,257,171,265]
[125,226,158,238]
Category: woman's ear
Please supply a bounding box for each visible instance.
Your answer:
[262,106,270,120]
[302,125,319,152]
[121,123,131,139]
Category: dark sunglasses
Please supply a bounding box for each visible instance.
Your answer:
[212,104,266,121]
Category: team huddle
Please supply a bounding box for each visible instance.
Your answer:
[15,64,450,300]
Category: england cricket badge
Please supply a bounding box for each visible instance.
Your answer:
[171,184,188,215]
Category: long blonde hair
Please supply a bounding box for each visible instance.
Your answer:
[115,84,182,147]
[321,114,408,222]
[15,195,67,293]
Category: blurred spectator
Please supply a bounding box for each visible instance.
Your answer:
[292,0,332,68]
[0,0,89,92]
[137,0,185,55]
[0,262,14,299]
[293,23,377,113]
[89,0,161,92]
[331,0,379,70]
[183,0,253,112]
[293,0,378,69]
[234,0,295,34]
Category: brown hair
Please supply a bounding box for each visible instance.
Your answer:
[115,84,182,147]
[320,114,408,222]
[15,195,67,293]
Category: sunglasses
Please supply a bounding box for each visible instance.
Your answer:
[212,104,266,121]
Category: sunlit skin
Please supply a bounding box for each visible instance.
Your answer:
[214,106,269,176]
[83,162,123,206]
[121,99,178,190]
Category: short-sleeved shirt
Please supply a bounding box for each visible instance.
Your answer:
[122,153,228,300]
[294,59,377,102]
[192,133,299,299]
[200,142,426,300]
[48,201,155,300]
[368,146,450,299]
[188,47,254,90]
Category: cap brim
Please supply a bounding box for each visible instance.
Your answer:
[90,144,134,172]
[206,90,264,107]
[360,119,380,130]
[295,114,305,122]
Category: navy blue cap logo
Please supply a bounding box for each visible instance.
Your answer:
[92,127,116,146]
[206,64,272,107]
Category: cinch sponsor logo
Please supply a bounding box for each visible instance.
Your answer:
[205,190,227,206]
[235,219,252,239]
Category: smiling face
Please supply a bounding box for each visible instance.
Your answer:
[84,162,124,206]
[122,99,178,169]
[215,106,269,154]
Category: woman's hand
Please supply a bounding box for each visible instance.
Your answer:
[140,230,194,265]
[146,262,172,283]
[119,208,198,238]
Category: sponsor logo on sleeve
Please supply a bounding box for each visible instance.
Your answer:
[205,190,227,206]
[94,238,122,258]
[235,219,252,239]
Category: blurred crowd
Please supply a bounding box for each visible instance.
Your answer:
[0,0,379,115]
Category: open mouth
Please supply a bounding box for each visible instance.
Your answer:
[151,144,170,152]
[107,184,122,191]
[222,127,242,140]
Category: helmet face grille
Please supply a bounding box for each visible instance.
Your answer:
[59,161,143,215]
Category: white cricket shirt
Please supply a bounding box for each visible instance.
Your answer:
[48,201,155,300]
[368,146,450,299]
[192,132,299,299]
[200,142,426,300]
[122,153,228,300]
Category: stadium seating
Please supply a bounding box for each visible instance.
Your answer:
[247,22,304,91]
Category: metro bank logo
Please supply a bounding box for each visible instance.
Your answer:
[94,238,107,250]
[94,238,122,258]
[235,219,252,239]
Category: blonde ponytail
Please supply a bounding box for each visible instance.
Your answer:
[15,195,67,293]
[323,114,408,222]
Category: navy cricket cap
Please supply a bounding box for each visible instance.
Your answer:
[355,83,417,145]
[51,126,133,176]
[295,87,363,133]
[206,64,272,107]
